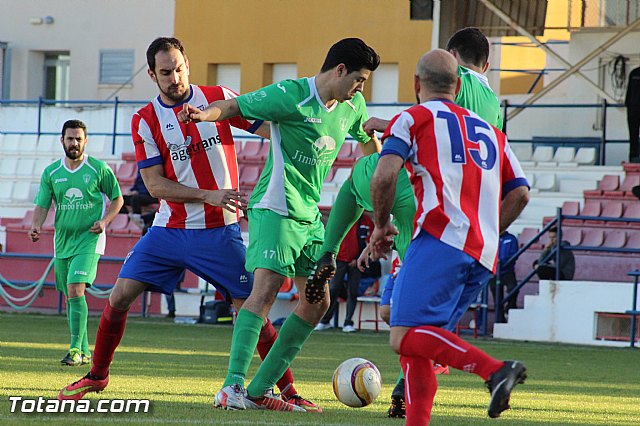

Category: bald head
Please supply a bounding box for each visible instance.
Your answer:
[415,49,459,102]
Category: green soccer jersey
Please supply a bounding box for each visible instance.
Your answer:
[350,154,415,260]
[236,77,372,221]
[33,156,122,258]
[456,65,503,130]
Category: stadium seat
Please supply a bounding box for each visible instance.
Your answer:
[0,180,14,202]
[553,146,576,164]
[116,162,137,185]
[37,135,61,155]
[584,174,620,198]
[3,134,37,154]
[239,165,261,189]
[12,181,31,202]
[511,143,533,162]
[581,228,604,247]
[0,157,18,177]
[87,135,109,156]
[240,141,269,163]
[533,172,557,191]
[34,158,53,177]
[544,201,580,225]
[575,147,597,165]
[323,167,336,184]
[532,146,554,163]
[579,200,601,222]
[625,231,640,249]
[121,152,136,162]
[16,158,36,177]
[622,203,640,228]
[318,191,335,209]
[234,140,243,156]
[107,214,131,235]
[587,201,623,225]
[333,143,354,166]
[562,227,582,246]
[328,168,352,188]
[606,175,640,198]
[517,227,540,248]
[18,209,35,230]
[602,229,626,248]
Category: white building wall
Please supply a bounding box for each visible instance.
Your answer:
[0,0,175,101]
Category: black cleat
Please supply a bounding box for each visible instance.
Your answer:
[60,349,82,366]
[304,252,336,304]
[486,360,527,418]
[387,378,406,418]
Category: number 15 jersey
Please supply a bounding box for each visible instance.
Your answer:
[381,99,528,272]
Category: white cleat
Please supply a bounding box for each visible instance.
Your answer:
[214,384,247,410]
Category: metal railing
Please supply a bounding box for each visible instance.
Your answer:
[0,98,628,164]
[493,208,640,324]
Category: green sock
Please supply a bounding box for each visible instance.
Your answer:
[65,303,72,350]
[396,369,405,384]
[81,325,91,356]
[321,180,365,255]
[67,296,88,352]
[246,313,314,398]
[223,309,264,387]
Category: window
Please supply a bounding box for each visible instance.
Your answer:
[43,53,70,100]
[410,0,434,20]
[99,49,134,84]
[0,42,7,99]
[208,64,241,93]
[371,64,399,103]
[271,63,297,83]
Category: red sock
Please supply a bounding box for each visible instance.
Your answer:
[400,355,438,426]
[400,325,503,381]
[90,302,129,379]
[256,319,297,397]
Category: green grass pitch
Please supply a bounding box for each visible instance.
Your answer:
[1,312,639,425]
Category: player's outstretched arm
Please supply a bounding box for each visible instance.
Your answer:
[140,164,248,211]
[362,117,390,137]
[28,206,49,242]
[177,99,240,123]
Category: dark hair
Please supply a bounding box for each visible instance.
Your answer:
[445,27,490,68]
[320,38,380,74]
[61,119,87,138]
[146,37,186,72]
[549,226,558,234]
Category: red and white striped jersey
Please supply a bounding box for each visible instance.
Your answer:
[381,100,528,272]
[132,85,261,229]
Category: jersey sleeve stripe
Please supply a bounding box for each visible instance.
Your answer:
[138,156,163,169]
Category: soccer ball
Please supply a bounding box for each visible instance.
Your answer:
[332,357,382,407]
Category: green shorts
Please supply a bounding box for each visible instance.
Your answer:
[54,253,100,294]
[245,208,324,278]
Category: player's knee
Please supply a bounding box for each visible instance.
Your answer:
[389,329,405,354]
[109,278,144,310]
[67,283,86,298]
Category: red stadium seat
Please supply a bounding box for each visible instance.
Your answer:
[625,231,640,249]
[544,201,580,225]
[239,141,261,161]
[116,162,137,185]
[324,167,336,184]
[605,175,640,198]
[602,229,626,248]
[561,227,582,246]
[584,174,620,198]
[579,200,601,223]
[334,143,354,166]
[107,214,131,235]
[623,203,640,228]
[518,227,541,249]
[239,165,261,189]
[121,152,136,162]
[581,228,604,247]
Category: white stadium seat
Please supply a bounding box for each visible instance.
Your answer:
[553,147,576,163]
[575,147,597,165]
[532,146,554,163]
